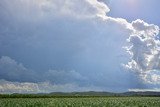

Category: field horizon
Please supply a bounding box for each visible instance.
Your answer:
[1,91,160,98]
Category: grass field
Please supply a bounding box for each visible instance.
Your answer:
[0,97,160,107]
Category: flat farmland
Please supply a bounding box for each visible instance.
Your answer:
[0,97,160,107]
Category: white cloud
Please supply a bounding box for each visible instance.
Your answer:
[128,88,160,92]
[46,0,110,18]
[0,79,39,93]
[132,19,159,36]
[0,79,102,94]
[0,0,110,21]
[125,19,160,84]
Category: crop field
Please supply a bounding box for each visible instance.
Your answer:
[0,97,160,107]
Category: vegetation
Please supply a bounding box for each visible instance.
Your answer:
[0,97,160,107]
[0,92,160,107]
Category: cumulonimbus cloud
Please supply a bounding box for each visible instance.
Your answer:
[0,0,160,93]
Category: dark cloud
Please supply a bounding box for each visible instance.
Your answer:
[0,56,86,85]
[0,56,38,82]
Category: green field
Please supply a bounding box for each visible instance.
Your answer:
[0,97,160,107]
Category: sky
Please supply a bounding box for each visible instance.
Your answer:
[0,0,160,93]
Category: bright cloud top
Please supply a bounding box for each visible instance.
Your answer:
[125,19,160,84]
[0,0,110,20]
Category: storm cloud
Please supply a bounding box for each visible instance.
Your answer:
[0,0,159,93]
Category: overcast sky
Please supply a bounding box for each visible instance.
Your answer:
[0,0,160,93]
